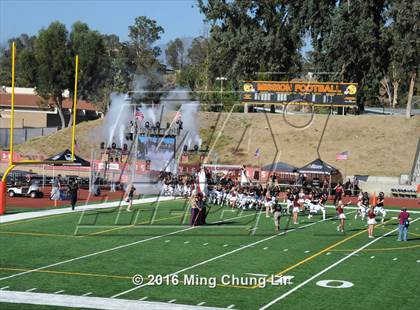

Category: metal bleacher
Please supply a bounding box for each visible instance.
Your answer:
[390,188,417,198]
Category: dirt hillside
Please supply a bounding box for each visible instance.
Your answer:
[11,113,420,177]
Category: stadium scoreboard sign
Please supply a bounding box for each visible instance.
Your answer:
[241,81,358,106]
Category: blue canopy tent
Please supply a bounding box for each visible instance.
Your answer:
[261,162,299,184]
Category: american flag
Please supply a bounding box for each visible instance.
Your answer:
[336,151,349,160]
[135,108,144,121]
[175,110,182,121]
[254,148,260,159]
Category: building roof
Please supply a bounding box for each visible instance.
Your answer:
[0,93,101,112]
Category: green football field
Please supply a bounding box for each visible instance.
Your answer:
[0,199,419,310]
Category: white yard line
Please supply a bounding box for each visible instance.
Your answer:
[259,217,420,310]
[0,196,176,224]
[0,290,224,310]
[0,212,256,283]
[25,288,36,292]
[112,212,348,298]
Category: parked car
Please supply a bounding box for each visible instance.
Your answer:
[8,181,44,198]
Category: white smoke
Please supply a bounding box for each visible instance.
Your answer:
[160,87,202,149]
[101,75,203,188]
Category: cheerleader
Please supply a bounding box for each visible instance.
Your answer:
[285,189,294,215]
[336,200,347,232]
[292,196,300,225]
[298,189,305,212]
[374,192,386,224]
[367,206,376,238]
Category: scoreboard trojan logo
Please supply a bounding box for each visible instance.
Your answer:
[344,84,357,95]
[243,83,255,92]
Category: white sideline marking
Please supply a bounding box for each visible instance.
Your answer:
[197,302,206,306]
[323,205,420,214]
[112,213,348,298]
[168,299,176,303]
[1,286,9,290]
[25,288,36,292]
[0,290,223,310]
[139,296,148,301]
[0,196,177,224]
[259,217,420,310]
[82,292,92,296]
[54,290,65,294]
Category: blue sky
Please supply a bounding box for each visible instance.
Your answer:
[0,0,205,45]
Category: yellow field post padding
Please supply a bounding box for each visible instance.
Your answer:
[71,55,79,160]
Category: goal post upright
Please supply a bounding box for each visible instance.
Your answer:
[0,43,79,215]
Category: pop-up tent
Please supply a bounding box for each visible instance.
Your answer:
[261,162,299,183]
[261,162,298,173]
[298,158,339,175]
[298,158,342,188]
[46,149,90,167]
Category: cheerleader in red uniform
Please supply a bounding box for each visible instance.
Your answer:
[336,200,346,233]
[367,206,376,238]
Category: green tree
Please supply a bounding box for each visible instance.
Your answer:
[197,0,303,84]
[304,0,389,109]
[67,22,107,126]
[34,22,70,129]
[165,38,184,70]
[0,33,37,87]
[69,22,107,99]
[386,0,419,113]
[97,34,132,110]
[187,36,208,67]
[127,16,165,104]
[127,16,164,75]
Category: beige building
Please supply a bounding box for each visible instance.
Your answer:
[0,88,103,129]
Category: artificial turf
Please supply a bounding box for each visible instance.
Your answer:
[0,199,419,310]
